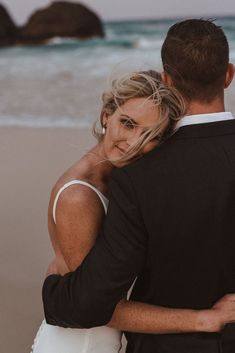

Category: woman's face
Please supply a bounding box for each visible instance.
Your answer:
[102,97,160,167]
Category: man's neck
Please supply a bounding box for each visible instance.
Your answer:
[185,97,225,116]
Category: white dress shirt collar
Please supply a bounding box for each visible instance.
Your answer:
[175,112,234,130]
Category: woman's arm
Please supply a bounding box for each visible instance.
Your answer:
[108,295,235,333]
[50,185,235,333]
[52,184,105,272]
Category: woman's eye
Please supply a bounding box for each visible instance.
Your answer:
[120,118,135,129]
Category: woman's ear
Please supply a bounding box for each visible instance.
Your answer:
[224,63,235,89]
[102,112,109,128]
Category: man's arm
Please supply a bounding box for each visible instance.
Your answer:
[42,168,148,328]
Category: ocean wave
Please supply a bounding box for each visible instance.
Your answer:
[134,37,163,49]
[38,32,165,51]
[0,17,234,128]
[44,37,136,50]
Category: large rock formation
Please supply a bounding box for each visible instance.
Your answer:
[0,4,18,46]
[18,1,104,44]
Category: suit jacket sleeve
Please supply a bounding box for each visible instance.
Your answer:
[42,168,148,328]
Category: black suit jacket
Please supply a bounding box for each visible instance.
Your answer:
[43,120,235,353]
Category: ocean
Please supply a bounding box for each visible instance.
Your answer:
[0,17,235,127]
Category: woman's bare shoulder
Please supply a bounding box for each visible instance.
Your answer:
[48,157,88,208]
[50,178,105,222]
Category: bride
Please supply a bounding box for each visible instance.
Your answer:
[31,70,235,353]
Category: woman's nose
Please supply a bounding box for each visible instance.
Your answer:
[126,129,142,147]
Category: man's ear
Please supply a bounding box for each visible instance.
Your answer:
[224,63,234,89]
[161,71,173,87]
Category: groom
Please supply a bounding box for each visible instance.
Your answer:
[43,19,235,352]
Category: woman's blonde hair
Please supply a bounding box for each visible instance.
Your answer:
[93,70,185,164]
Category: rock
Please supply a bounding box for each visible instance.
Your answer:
[18,1,104,44]
[0,4,18,46]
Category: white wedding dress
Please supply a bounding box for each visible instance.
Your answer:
[31,180,122,353]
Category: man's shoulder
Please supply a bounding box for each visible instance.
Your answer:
[123,136,182,175]
[110,138,178,191]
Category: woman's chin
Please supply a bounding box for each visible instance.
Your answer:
[111,160,126,168]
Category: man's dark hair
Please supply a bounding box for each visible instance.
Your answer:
[161,19,229,102]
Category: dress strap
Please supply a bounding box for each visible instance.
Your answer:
[53,180,108,224]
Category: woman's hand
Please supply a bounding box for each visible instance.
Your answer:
[197,294,235,332]
[46,257,70,277]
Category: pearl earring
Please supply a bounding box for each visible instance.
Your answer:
[102,126,106,134]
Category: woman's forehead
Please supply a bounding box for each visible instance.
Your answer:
[118,98,159,126]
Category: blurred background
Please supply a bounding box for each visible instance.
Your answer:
[0,0,235,127]
[0,1,235,353]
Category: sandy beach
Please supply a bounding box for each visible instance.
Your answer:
[0,127,99,353]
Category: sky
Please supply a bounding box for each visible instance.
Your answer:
[2,0,235,24]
